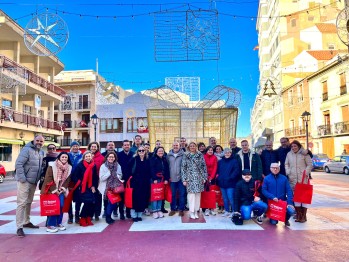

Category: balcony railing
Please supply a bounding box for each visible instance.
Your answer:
[322,92,328,101]
[284,127,306,137]
[80,138,90,146]
[340,85,347,96]
[58,138,72,147]
[75,120,90,128]
[62,120,73,129]
[0,107,64,132]
[334,121,349,134]
[317,125,332,136]
[55,103,73,111]
[0,55,66,97]
[75,102,91,110]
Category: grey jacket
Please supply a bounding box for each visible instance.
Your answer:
[15,141,44,184]
[167,149,184,182]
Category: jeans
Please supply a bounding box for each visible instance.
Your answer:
[152,200,162,212]
[47,193,65,227]
[131,209,143,218]
[269,206,295,225]
[106,200,118,216]
[240,201,268,220]
[170,181,186,211]
[220,187,234,212]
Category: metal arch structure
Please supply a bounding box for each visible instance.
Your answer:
[143,85,187,109]
[194,85,241,109]
[336,7,349,46]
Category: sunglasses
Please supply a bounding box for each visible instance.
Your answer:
[138,150,145,152]
[47,147,55,150]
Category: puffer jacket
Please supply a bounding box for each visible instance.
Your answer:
[15,141,44,184]
[285,149,312,190]
[167,149,184,182]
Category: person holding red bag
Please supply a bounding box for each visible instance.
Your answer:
[203,146,218,216]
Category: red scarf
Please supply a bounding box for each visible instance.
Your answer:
[81,160,95,193]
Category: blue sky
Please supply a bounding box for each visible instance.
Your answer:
[2,0,260,137]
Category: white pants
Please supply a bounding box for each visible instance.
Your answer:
[294,202,309,208]
[187,193,201,213]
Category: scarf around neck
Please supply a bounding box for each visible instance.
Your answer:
[105,161,121,191]
[56,159,69,189]
[81,160,95,193]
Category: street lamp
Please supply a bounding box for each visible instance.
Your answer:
[90,114,98,142]
[19,131,25,147]
[301,111,311,149]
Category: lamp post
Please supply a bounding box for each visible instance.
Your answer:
[301,111,311,150]
[90,114,98,142]
[19,131,25,147]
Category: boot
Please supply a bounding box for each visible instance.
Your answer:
[299,207,305,223]
[105,215,114,225]
[86,217,94,226]
[300,207,307,223]
[294,207,302,222]
[79,217,88,227]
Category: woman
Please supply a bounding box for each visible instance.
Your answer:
[99,152,123,224]
[39,144,58,190]
[127,146,151,222]
[285,140,312,223]
[181,142,208,219]
[214,145,224,160]
[217,148,240,217]
[41,152,72,233]
[149,146,170,219]
[203,146,218,216]
[72,151,99,227]
[198,142,206,154]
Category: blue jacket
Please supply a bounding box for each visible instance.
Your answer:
[262,173,293,205]
[217,157,241,188]
[68,151,82,174]
[260,149,278,177]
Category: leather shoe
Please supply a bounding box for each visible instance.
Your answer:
[17,228,25,237]
[169,211,176,216]
[284,220,291,227]
[161,209,168,214]
[23,222,39,229]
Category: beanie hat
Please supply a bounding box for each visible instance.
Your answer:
[70,141,80,147]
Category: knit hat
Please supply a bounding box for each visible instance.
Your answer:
[242,169,251,175]
[70,141,80,147]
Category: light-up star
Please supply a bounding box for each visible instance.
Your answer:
[28,17,59,47]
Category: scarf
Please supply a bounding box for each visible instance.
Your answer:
[105,161,121,192]
[81,160,95,193]
[56,159,69,189]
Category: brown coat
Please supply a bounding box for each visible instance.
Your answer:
[40,162,72,196]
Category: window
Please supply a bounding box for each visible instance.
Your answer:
[2,99,12,108]
[297,84,304,102]
[22,104,32,115]
[100,118,123,133]
[322,81,328,101]
[127,118,138,133]
[0,144,12,161]
[288,89,294,106]
[328,44,335,50]
[340,72,347,95]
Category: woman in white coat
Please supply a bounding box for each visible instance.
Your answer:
[285,140,312,223]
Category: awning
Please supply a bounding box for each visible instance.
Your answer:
[254,137,267,148]
[0,138,25,145]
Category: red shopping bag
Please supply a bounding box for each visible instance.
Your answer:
[266,200,287,222]
[200,191,216,209]
[293,171,313,204]
[150,182,165,201]
[40,181,60,216]
[209,184,223,206]
[164,183,172,203]
[107,191,122,204]
[125,177,133,209]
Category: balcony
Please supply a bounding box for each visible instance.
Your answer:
[55,103,73,111]
[0,55,66,97]
[75,120,90,128]
[75,102,91,111]
[322,92,328,101]
[58,138,72,147]
[317,125,332,136]
[284,127,306,137]
[62,120,73,129]
[334,121,349,135]
[340,85,347,96]
[0,107,64,132]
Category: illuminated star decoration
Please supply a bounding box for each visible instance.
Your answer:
[28,17,59,47]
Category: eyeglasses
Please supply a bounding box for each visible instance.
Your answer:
[242,174,251,176]
[138,150,145,152]
[271,167,279,169]
[47,147,55,150]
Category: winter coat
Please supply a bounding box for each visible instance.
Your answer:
[260,149,278,177]
[68,151,83,173]
[127,156,151,212]
[181,151,208,193]
[204,153,218,181]
[276,146,291,176]
[98,162,123,196]
[216,156,240,188]
[92,151,104,174]
[39,153,58,190]
[149,155,170,182]
[285,150,312,190]
[40,162,72,197]
[233,178,258,212]
[262,173,293,205]
[15,141,44,184]
[231,146,242,155]
[117,150,134,182]
[167,149,184,182]
[237,150,263,181]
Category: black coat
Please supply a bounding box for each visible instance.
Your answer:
[149,155,170,181]
[276,146,291,176]
[117,150,133,182]
[233,179,259,212]
[127,156,151,212]
[72,161,99,202]
[260,149,278,177]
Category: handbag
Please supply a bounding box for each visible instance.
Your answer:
[40,182,60,216]
[150,174,165,201]
[232,213,243,225]
[164,183,172,203]
[293,170,313,204]
[112,183,125,194]
[266,200,287,222]
[107,191,122,204]
[125,176,133,209]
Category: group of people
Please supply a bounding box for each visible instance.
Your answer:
[14,134,312,237]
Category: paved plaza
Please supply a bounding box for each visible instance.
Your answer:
[0,172,348,261]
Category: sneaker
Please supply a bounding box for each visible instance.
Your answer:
[179,211,184,217]
[189,212,196,219]
[169,210,176,216]
[46,226,58,233]
[256,216,263,225]
[153,212,159,219]
[57,224,66,231]
[222,211,230,217]
[204,209,210,216]
[210,210,217,216]
[16,228,25,238]
[158,211,164,218]
[195,213,199,219]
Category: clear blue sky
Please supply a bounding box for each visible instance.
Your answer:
[2,0,260,137]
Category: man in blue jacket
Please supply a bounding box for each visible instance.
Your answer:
[262,163,295,226]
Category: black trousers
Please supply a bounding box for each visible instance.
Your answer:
[80,202,94,218]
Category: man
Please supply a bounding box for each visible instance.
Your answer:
[102,141,118,157]
[237,140,262,181]
[180,137,187,152]
[117,140,134,219]
[15,135,45,237]
[209,137,217,147]
[68,141,83,224]
[260,141,278,179]
[167,142,185,217]
[131,135,143,153]
[262,163,295,226]
[229,138,241,155]
[276,137,290,177]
